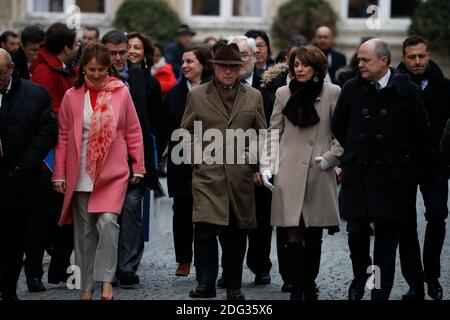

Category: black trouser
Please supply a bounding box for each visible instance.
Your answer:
[246,185,273,276]
[285,220,323,295]
[0,206,32,297]
[276,227,290,284]
[172,195,194,264]
[347,218,400,300]
[399,183,424,292]
[24,179,53,281]
[194,213,247,289]
[117,186,145,278]
[47,191,74,282]
[400,167,448,285]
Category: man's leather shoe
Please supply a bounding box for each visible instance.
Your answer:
[427,279,443,300]
[402,288,425,301]
[304,284,319,301]
[27,278,47,293]
[175,263,191,277]
[217,277,225,289]
[281,282,292,292]
[348,280,365,301]
[254,273,271,285]
[189,285,216,298]
[1,294,20,301]
[227,289,245,300]
[120,273,140,286]
[290,290,304,301]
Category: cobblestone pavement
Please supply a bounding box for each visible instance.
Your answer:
[16,181,450,300]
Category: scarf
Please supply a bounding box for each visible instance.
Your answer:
[407,65,430,88]
[282,76,324,128]
[85,76,125,182]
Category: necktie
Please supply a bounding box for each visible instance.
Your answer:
[375,82,382,92]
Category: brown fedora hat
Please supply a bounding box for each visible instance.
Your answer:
[176,24,196,36]
[209,43,244,65]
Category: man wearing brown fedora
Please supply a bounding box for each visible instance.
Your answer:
[181,43,266,300]
[165,24,196,80]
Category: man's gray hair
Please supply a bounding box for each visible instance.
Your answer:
[228,35,256,53]
[374,40,391,65]
[0,48,12,65]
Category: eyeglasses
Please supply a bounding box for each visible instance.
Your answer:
[256,43,267,50]
[109,50,129,57]
[0,65,11,77]
[240,53,253,61]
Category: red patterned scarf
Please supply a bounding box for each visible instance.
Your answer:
[85,76,125,182]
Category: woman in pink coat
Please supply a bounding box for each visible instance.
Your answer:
[53,43,145,300]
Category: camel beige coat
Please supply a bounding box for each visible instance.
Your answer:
[181,80,267,229]
[260,82,343,228]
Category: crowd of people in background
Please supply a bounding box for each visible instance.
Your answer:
[1,20,450,302]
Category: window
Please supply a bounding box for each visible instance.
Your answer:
[30,0,105,14]
[33,0,64,12]
[192,0,220,16]
[390,0,418,18]
[76,0,105,13]
[233,0,261,17]
[348,0,379,18]
[188,0,265,20]
[342,0,415,31]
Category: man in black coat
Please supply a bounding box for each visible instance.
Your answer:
[332,39,429,301]
[102,31,161,286]
[397,36,450,300]
[314,26,347,84]
[0,49,58,300]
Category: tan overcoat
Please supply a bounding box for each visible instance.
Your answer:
[181,80,267,228]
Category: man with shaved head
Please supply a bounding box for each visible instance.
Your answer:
[0,48,57,300]
[332,39,429,300]
[314,26,346,83]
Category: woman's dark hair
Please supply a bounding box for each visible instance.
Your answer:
[44,22,77,55]
[127,32,155,70]
[75,43,120,88]
[289,45,327,79]
[184,46,213,81]
[245,29,272,59]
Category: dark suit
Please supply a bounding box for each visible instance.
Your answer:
[332,69,429,300]
[0,75,57,298]
[327,49,347,84]
[117,62,162,281]
[397,61,450,293]
[157,78,195,264]
[245,68,273,279]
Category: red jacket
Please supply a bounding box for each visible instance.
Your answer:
[154,64,177,98]
[30,48,77,114]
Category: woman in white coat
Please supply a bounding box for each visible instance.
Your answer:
[260,45,343,300]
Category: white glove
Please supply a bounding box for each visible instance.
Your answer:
[260,169,275,192]
[314,156,330,170]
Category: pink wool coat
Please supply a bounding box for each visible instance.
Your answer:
[54,85,145,226]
